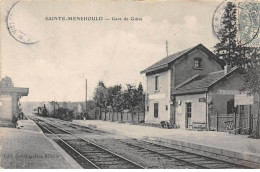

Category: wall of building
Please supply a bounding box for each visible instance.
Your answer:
[144,48,223,124]
[12,93,18,116]
[0,95,12,121]
[208,73,259,131]
[0,88,28,125]
[173,49,222,87]
[0,93,19,122]
[175,93,207,129]
[145,70,171,124]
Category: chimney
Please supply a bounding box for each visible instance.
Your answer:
[224,64,231,75]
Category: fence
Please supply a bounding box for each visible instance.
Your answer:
[95,110,145,123]
[210,112,259,134]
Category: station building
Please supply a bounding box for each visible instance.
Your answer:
[0,87,29,126]
[140,44,259,131]
[173,66,258,130]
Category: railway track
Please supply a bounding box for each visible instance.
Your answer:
[31,116,252,169]
[32,117,144,169]
[117,139,248,169]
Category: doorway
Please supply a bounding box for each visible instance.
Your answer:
[170,104,175,124]
[186,102,192,128]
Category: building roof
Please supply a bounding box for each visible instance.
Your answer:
[140,44,224,74]
[173,67,239,95]
[0,87,29,96]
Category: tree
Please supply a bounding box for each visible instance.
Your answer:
[55,107,74,121]
[137,82,145,110]
[123,84,144,123]
[214,2,239,66]
[214,2,260,138]
[240,47,260,138]
[93,81,108,120]
[56,107,68,119]
[50,101,59,116]
[0,76,14,87]
[214,2,253,67]
[107,85,123,121]
[85,100,97,119]
[136,83,145,122]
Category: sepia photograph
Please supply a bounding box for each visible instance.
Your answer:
[0,0,260,169]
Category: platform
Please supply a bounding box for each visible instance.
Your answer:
[0,119,82,169]
[73,120,260,168]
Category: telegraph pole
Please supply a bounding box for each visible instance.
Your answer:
[166,40,169,57]
[85,78,88,119]
[256,101,260,138]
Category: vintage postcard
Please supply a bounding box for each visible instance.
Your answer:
[0,0,260,169]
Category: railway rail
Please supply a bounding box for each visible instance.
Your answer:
[117,139,248,169]
[30,116,252,169]
[31,117,144,169]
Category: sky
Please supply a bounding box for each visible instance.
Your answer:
[0,0,221,102]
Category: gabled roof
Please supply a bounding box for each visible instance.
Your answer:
[173,67,239,95]
[140,44,224,74]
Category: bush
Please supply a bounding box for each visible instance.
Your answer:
[75,114,82,120]
[53,108,75,121]
[160,121,174,129]
[66,110,74,121]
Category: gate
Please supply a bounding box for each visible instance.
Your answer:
[214,109,259,135]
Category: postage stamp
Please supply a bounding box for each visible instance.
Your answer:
[212,0,260,47]
[237,1,260,47]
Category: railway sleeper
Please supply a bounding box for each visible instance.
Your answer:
[93,161,127,165]
[174,155,202,159]
[86,156,120,160]
[79,151,104,154]
[164,153,189,157]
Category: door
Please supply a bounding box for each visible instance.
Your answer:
[154,103,158,118]
[170,104,175,124]
[186,103,192,128]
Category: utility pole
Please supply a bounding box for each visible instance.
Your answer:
[166,40,169,57]
[256,101,260,138]
[85,78,88,120]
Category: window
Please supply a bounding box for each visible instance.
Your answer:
[154,103,158,118]
[194,59,202,68]
[147,106,149,112]
[186,102,192,128]
[227,99,234,114]
[155,75,159,91]
[187,103,191,118]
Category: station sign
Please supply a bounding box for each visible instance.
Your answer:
[149,93,166,100]
[234,94,254,106]
[218,89,240,95]
[199,97,206,102]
